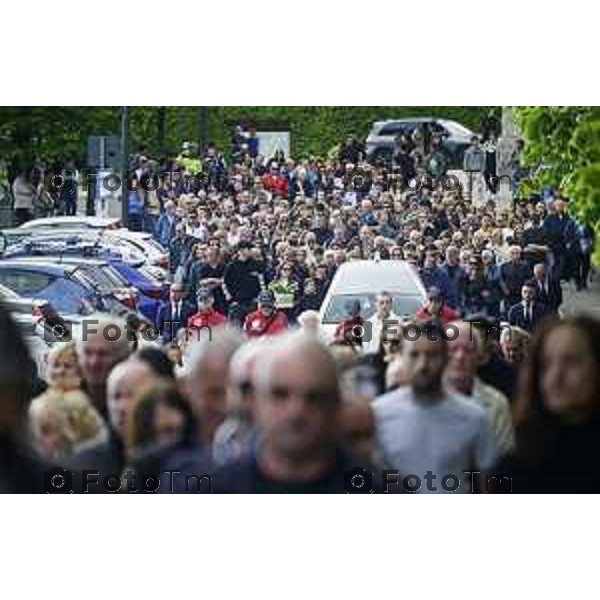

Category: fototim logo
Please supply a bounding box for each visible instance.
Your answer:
[45,467,74,494]
[344,467,374,493]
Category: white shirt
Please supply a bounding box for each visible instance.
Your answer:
[364,313,392,355]
[373,386,498,493]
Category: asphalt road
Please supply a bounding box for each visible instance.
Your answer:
[560,270,600,317]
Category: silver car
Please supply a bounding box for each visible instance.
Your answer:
[365,117,475,165]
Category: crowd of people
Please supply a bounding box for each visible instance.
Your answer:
[1,120,599,493]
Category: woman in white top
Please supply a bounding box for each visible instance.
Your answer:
[12,169,35,225]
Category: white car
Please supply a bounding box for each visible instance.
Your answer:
[100,229,169,270]
[19,216,121,231]
[318,260,426,344]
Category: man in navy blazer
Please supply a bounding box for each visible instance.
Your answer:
[156,282,197,342]
[507,283,546,332]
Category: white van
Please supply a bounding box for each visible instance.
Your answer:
[318,260,426,343]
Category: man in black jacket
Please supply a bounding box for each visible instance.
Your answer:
[223,241,264,319]
[508,283,546,332]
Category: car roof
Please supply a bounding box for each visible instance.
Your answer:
[329,260,426,296]
[0,260,77,276]
[19,216,120,230]
[8,255,111,267]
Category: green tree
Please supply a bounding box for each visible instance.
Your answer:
[514,106,600,225]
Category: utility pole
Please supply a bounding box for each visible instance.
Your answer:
[121,106,129,225]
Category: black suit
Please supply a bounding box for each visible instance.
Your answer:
[508,301,546,332]
[156,299,197,342]
[527,276,562,314]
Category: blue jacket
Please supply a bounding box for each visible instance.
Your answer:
[420,266,456,307]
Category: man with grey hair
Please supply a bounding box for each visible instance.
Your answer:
[69,355,163,492]
[76,314,133,418]
[210,332,380,493]
[443,321,514,457]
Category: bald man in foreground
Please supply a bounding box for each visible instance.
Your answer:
[210,332,383,493]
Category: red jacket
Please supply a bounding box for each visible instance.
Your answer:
[243,309,288,338]
[415,304,460,326]
[187,308,227,330]
[261,173,289,197]
[334,316,365,344]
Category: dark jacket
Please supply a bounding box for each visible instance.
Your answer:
[508,419,600,493]
[156,299,197,342]
[462,276,502,317]
[441,264,467,309]
[499,261,532,305]
[477,353,517,403]
[526,276,562,314]
[68,430,125,493]
[0,435,48,493]
[223,259,263,304]
[210,449,384,494]
[507,301,546,332]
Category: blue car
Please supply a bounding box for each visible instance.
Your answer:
[2,241,167,324]
[0,260,109,316]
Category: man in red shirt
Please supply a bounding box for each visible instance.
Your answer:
[243,290,288,338]
[187,288,227,332]
[261,163,289,198]
[415,287,460,326]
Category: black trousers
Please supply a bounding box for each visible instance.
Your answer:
[14,208,32,225]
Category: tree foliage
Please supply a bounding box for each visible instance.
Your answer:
[0,106,489,167]
[514,106,600,225]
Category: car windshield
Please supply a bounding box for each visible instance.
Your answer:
[443,121,473,136]
[379,122,417,136]
[101,265,129,287]
[322,294,423,323]
[145,237,167,254]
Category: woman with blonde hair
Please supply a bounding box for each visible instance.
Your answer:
[29,391,107,460]
[29,342,106,459]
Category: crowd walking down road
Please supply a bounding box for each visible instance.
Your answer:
[0,116,599,493]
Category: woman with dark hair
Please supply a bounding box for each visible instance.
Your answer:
[508,315,600,493]
[127,381,195,455]
[135,347,175,380]
[124,381,199,484]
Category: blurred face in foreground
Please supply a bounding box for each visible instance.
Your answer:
[339,398,375,462]
[445,324,478,394]
[541,325,598,422]
[79,331,128,388]
[107,360,156,438]
[256,341,340,461]
[47,347,80,390]
[404,335,447,397]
